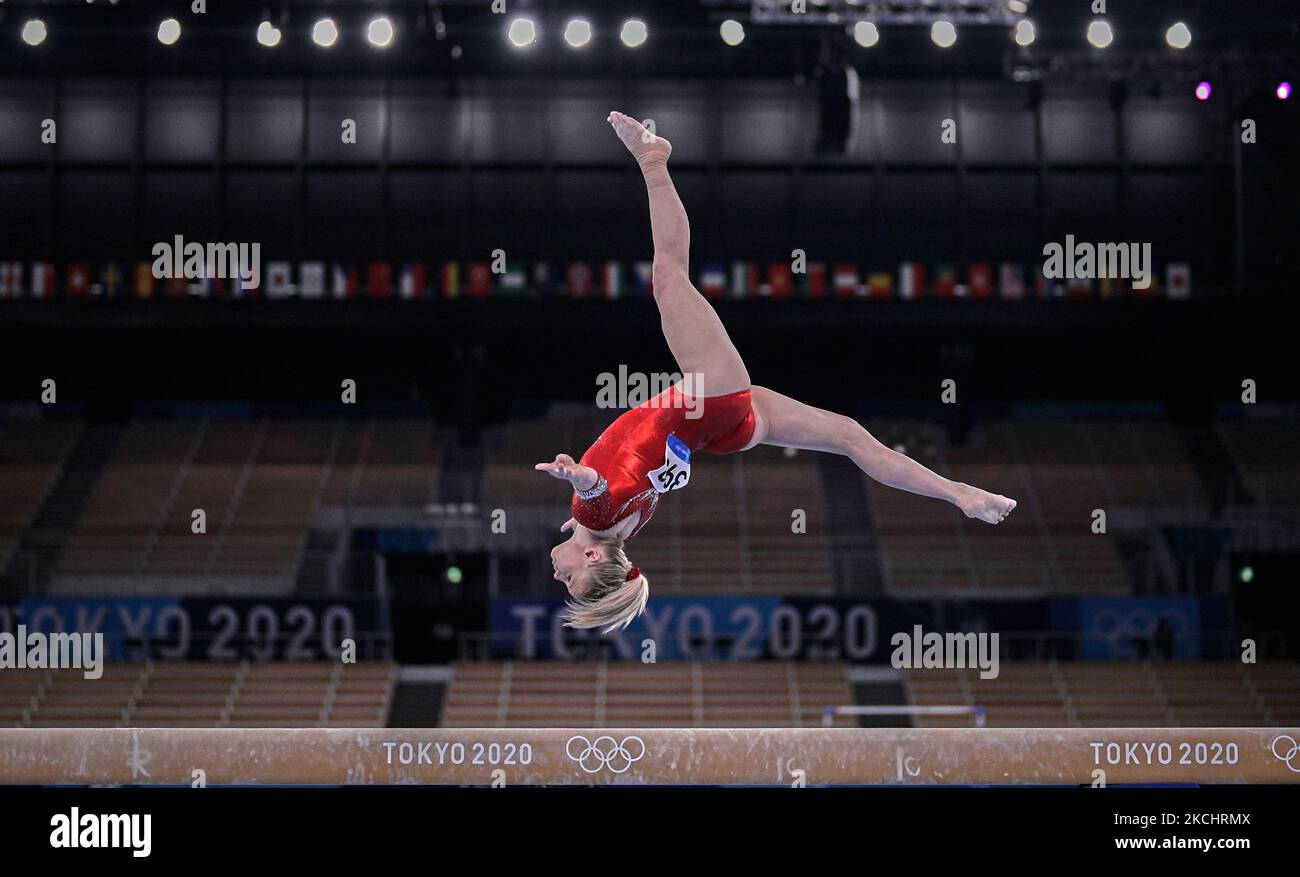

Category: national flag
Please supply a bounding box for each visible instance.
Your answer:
[64,263,91,297]
[1097,275,1125,298]
[898,262,925,299]
[165,276,190,298]
[998,263,1025,299]
[1031,263,1047,298]
[867,272,893,298]
[0,263,22,297]
[1132,273,1160,299]
[498,262,527,297]
[440,262,461,298]
[598,262,622,299]
[366,262,392,298]
[799,262,826,298]
[188,276,214,298]
[332,263,359,298]
[730,262,757,298]
[300,262,326,298]
[1166,263,1191,299]
[832,263,859,298]
[98,262,124,298]
[227,270,261,298]
[1036,262,1066,298]
[767,263,794,298]
[266,262,294,298]
[399,263,427,298]
[632,261,653,298]
[468,262,493,298]
[968,263,993,299]
[31,262,56,298]
[564,262,592,298]
[933,264,957,298]
[133,263,155,299]
[698,263,727,298]
[531,262,557,297]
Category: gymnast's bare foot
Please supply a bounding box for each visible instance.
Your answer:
[955,484,1017,524]
[607,110,672,169]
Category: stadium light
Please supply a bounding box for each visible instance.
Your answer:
[931,20,957,49]
[852,22,879,49]
[257,21,282,48]
[720,19,745,47]
[1013,20,1035,47]
[1086,20,1113,49]
[564,18,593,49]
[21,20,48,47]
[312,18,339,48]
[620,19,648,48]
[507,17,537,48]
[368,17,395,49]
[157,18,181,46]
[1165,22,1191,50]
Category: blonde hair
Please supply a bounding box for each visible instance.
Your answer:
[560,539,650,634]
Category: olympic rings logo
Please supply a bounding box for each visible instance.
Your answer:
[565,735,646,775]
[1270,735,1300,773]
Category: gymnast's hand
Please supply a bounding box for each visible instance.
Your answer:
[534,454,599,491]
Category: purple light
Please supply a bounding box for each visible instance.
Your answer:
[1277,81,1292,100]
[1195,81,1212,101]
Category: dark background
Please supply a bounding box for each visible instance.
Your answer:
[0,0,1296,417]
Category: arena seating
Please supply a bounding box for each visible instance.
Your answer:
[866,419,1207,595]
[1219,421,1300,504]
[5,658,1294,730]
[23,411,1222,597]
[0,421,82,570]
[440,660,851,727]
[0,661,397,728]
[905,661,1300,727]
[482,415,607,513]
[51,419,441,592]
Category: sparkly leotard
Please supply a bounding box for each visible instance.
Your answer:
[571,384,756,541]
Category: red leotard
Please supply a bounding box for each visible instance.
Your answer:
[572,384,756,540]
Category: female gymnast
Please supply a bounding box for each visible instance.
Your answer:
[537,111,1017,633]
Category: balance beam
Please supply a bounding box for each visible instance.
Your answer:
[2,727,1297,785]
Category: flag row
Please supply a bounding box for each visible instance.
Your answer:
[0,259,1193,300]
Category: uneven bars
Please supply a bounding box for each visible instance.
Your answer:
[2,727,1298,785]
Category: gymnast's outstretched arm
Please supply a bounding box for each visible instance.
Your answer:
[749,385,1017,524]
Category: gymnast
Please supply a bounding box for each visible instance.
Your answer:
[537,112,1017,633]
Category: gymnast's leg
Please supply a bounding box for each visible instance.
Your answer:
[607,111,749,396]
[747,385,1017,524]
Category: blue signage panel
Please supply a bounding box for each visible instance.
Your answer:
[489,596,1049,661]
[1,596,387,661]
